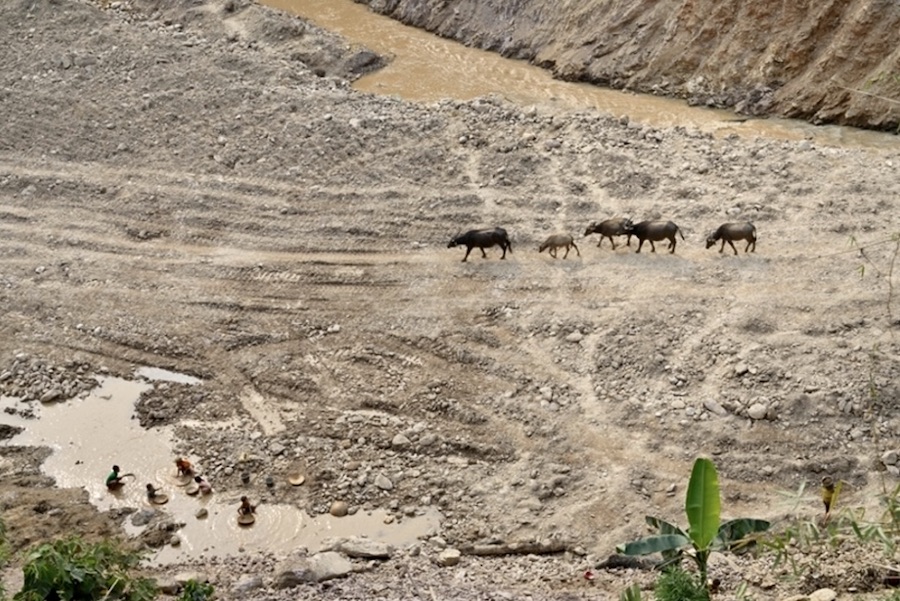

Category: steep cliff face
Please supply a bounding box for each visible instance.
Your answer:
[361,0,900,131]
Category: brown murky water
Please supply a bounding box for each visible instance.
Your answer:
[0,376,440,563]
[264,0,898,150]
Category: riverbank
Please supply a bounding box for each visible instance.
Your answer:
[357,0,900,132]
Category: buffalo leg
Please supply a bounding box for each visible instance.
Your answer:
[727,240,738,255]
[462,246,473,262]
[719,240,726,253]
[636,239,645,253]
[480,246,488,259]
[608,237,616,250]
[747,239,756,253]
[669,238,676,254]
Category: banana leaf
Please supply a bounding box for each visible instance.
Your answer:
[685,457,720,551]
[616,533,690,556]
[714,518,771,552]
[645,516,688,560]
[645,516,687,537]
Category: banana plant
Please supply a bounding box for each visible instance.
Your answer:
[616,457,771,592]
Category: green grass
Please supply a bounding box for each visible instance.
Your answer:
[654,567,709,601]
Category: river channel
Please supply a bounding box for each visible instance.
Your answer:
[263,0,897,151]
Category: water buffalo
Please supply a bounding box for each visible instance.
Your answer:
[539,234,580,259]
[629,220,685,254]
[706,222,757,255]
[583,217,634,249]
[448,227,512,262]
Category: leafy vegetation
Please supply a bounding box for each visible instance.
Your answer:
[177,580,215,601]
[765,482,900,578]
[13,536,157,601]
[617,457,770,596]
[654,566,708,601]
[618,583,643,601]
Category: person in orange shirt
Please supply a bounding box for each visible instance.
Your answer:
[175,457,193,477]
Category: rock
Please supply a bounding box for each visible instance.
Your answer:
[734,363,749,376]
[172,572,208,588]
[274,552,353,587]
[195,508,208,519]
[338,537,394,559]
[156,579,180,595]
[565,331,583,343]
[329,500,349,517]
[809,589,837,601]
[703,399,728,416]
[131,509,158,527]
[374,473,393,490]
[232,575,264,595]
[436,548,461,567]
[881,449,899,466]
[747,403,768,420]
[391,433,411,449]
[778,595,809,601]
[40,388,62,403]
[269,442,286,456]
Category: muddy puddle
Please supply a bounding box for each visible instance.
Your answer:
[0,375,440,563]
[264,0,897,150]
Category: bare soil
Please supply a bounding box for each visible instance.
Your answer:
[1,0,900,599]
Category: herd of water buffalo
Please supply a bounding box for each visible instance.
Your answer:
[447,219,758,261]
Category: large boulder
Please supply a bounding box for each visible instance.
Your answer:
[274,552,353,587]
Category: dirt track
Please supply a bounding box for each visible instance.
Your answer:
[2,0,900,599]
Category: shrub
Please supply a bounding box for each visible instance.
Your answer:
[13,536,156,601]
[177,579,215,601]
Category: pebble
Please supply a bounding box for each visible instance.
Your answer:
[329,501,349,517]
[747,403,768,420]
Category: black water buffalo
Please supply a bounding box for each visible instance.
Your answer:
[448,227,512,262]
[706,222,757,255]
[539,233,580,259]
[583,217,634,249]
[629,220,685,254]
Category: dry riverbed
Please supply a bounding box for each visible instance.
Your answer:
[1,0,900,599]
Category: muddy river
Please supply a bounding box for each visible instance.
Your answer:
[0,375,439,563]
[265,0,897,150]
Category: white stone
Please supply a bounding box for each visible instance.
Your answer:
[809,588,837,601]
[748,403,768,420]
[436,548,461,567]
